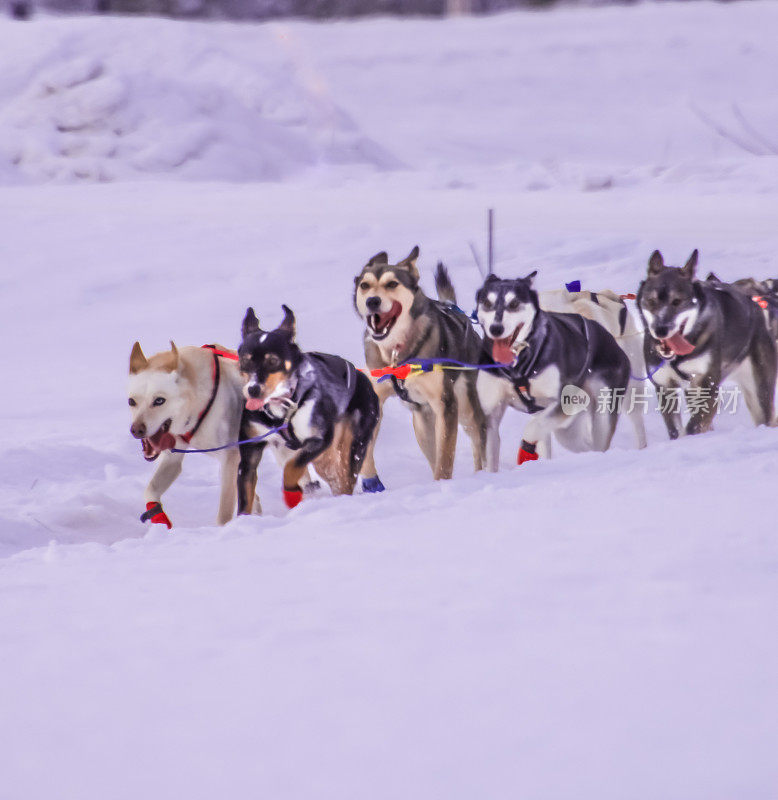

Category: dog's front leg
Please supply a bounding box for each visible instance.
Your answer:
[431,378,459,480]
[358,376,394,490]
[145,450,185,505]
[519,404,574,465]
[216,449,240,525]
[283,434,332,508]
[685,373,720,436]
[237,442,265,515]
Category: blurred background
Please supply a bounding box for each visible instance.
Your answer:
[2,0,730,22]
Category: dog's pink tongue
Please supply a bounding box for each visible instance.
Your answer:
[662,332,695,356]
[492,338,515,365]
[245,398,264,411]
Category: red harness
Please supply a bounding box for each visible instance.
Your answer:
[179,345,239,445]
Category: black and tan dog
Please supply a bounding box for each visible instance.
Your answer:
[237,306,379,511]
[353,246,487,484]
[638,249,776,438]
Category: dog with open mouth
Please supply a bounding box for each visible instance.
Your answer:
[474,271,633,467]
[475,273,649,468]
[127,341,245,528]
[638,249,777,438]
[353,246,488,483]
[237,305,379,512]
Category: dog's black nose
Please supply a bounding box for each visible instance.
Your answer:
[247,384,261,399]
[130,422,146,439]
[489,323,504,338]
[653,324,670,339]
[366,296,382,312]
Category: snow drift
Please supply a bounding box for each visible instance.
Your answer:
[0,17,398,182]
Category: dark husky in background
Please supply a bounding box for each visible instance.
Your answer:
[706,271,778,342]
[237,305,379,511]
[474,272,631,467]
[638,249,776,438]
[353,246,487,483]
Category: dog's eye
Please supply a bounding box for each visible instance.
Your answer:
[360,281,370,291]
[507,300,519,311]
[482,300,493,311]
[152,397,166,406]
[128,398,136,407]
[265,354,281,370]
[384,280,399,290]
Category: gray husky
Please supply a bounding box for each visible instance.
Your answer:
[353,246,487,484]
[637,249,776,438]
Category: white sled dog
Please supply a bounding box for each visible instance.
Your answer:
[476,286,648,470]
[127,342,245,528]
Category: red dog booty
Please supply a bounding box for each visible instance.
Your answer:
[517,440,539,465]
[283,488,303,509]
[141,501,172,529]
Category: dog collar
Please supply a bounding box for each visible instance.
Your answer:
[179,345,238,445]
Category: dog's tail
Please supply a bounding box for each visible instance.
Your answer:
[435,262,457,305]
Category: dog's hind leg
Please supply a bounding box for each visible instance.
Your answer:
[348,378,381,488]
[314,422,355,496]
[217,449,240,525]
[732,348,776,427]
[626,379,648,449]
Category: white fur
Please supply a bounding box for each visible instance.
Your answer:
[128,347,244,526]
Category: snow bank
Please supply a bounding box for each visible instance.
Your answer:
[0,17,398,182]
[2,2,778,185]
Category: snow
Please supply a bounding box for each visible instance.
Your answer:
[2,3,778,798]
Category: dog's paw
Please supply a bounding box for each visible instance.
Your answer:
[140,501,172,529]
[517,441,539,465]
[361,476,386,493]
[283,488,303,509]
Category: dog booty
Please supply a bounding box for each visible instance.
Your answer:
[283,488,303,509]
[140,501,172,529]
[517,441,539,466]
[361,476,386,493]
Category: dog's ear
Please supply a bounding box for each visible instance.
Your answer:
[367,251,388,268]
[682,249,699,280]
[395,245,420,282]
[241,307,260,339]
[523,270,538,284]
[278,304,296,340]
[129,341,148,374]
[648,250,665,277]
[706,271,720,282]
[169,341,180,371]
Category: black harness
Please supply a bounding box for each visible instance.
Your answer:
[500,313,597,414]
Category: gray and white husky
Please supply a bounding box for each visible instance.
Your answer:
[637,249,776,438]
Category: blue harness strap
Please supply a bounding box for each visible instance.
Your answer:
[170,422,289,454]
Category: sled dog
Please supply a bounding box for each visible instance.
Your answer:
[638,249,776,438]
[706,271,778,342]
[474,272,632,469]
[237,305,379,511]
[127,341,244,527]
[353,246,487,484]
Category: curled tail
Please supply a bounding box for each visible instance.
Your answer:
[435,261,457,305]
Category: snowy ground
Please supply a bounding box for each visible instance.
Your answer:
[2,3,778,798]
